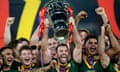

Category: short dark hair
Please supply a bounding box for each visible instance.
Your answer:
[84,35,98,44]
[18,37,29,44]
[19,45,31,55]
[30,45,37,50]
[56,43,69,52]
[8,40,19,49]
[0,46,14,56]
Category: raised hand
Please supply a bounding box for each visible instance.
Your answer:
[105,24,111,34]
[95,7,106,16]
[75,11,88,25]
[69,16,75,25]
[76,11,88,19]
[101,24,110,35]
[50,60,57,69]
[95,7,108,24]
[7,17,15,25]
[44,18,50,28]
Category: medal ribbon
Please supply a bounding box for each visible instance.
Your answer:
[83,55,97,70]
[18,64,35,72]
[114,64,120,72]
[56,63,71,72]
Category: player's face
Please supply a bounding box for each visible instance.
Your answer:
[57,46,69,64]
[85,38,98,55]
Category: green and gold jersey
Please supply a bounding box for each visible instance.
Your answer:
[47,59,79,72]
[104,62,115,72]
[17,64,38,72]
[79,60,104,72]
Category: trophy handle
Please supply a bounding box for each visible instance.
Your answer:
[38,7,48,37]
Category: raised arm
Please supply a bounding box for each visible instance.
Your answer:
[4,17,15,45]
[105,24,120,58]
[69,17,82,63]
[98,24,110,68]
[75,10,88,26]
[95,7,108,24]
[30,25,40,45]
[95,7,120,57]
[41,18,51,64]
